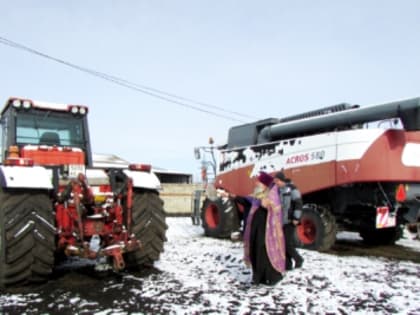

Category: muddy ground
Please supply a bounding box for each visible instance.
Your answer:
[0,219,419,315]
[327,237,420,263]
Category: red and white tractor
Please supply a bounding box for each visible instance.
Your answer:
[194,97,420,251]
[0,97,167,287]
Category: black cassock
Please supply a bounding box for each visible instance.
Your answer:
[249,206,283,285]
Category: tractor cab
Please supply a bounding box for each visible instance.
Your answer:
[0,97,93,178]
[0,97,167,288]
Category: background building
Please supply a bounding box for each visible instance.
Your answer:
[93,153,197,215]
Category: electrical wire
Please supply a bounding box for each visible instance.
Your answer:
[0,36,258,123]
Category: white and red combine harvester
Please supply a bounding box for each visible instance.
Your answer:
[0,97,167,287]
[195,97,420,251]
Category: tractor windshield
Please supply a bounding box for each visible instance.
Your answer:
[15,111,86,148]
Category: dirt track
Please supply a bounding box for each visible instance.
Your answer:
[328,237,420,263]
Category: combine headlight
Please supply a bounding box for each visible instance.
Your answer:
[71,106,79,114]
[12,99,22,108]
[79,107,87,115]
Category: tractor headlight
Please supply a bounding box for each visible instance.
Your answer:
[69,105,88,115]
[12,99,22,108]
[22,100,32,109]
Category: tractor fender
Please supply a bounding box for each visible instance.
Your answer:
[123,169,161,190]
[0,165,53,189]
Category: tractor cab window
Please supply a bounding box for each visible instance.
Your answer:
[15,111,86,148]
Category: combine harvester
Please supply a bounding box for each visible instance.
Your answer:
[194,97,420,251]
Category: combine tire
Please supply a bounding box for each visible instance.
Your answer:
[201,197,240,238]
[125,190,167,269]
[0,189,55,287]
[360,226,403,245]
[296,204,337,251]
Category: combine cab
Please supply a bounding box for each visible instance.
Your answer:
[0,97,167,287]
[195,97,420,251]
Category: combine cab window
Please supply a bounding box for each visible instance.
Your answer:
[16,112,85,148]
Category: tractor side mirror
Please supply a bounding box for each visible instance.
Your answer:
[194,147,201,160]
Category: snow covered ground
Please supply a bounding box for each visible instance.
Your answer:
[0,217,419,314]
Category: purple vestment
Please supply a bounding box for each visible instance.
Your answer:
[243,184,286,273]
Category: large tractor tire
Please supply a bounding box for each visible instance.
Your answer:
[201,197,240,238]
[359,226,403,245]
[295,204,337,251]
[0,189,55,287]
[125,190,167,269]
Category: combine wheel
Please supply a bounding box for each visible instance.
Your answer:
[295,204,337,251]
[201,197,240,238]
[360,226,403,245]
[125,190,167,269]
[0,189,55,287]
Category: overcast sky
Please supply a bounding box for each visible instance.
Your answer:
[1,1,419,179]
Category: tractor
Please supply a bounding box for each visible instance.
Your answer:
[0,97,167,287]
[194,97,420,251]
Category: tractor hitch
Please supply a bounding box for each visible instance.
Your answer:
[64,238,142,271]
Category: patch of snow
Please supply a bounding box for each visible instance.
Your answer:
[13,220,34,238]
[0,217,419,314]
[32,211,56,232]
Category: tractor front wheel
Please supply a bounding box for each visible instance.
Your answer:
[124,190,167,269]
[0,189,55,287]
[295,204,337,251]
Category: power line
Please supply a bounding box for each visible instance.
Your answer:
[0,36,258,122]
[0,36,243,122]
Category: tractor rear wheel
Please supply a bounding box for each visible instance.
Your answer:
[201,197,240,238]
[124,190,167,269]
[0,189,55,287]
[295,204,337,251]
